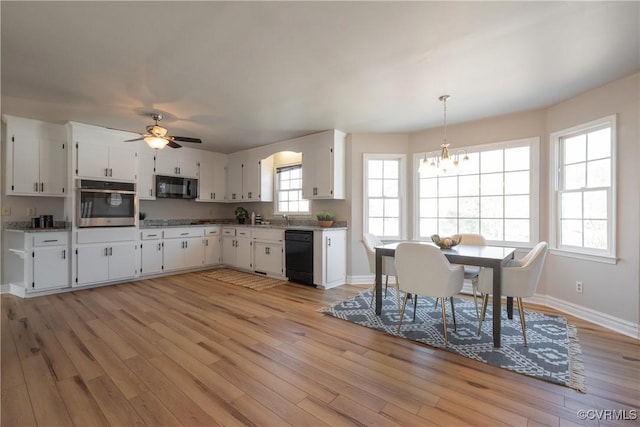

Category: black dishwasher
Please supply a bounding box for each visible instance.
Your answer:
[285,230,314,286]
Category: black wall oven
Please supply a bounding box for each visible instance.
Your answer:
[76,179,137,227]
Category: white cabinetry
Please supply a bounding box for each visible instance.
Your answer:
[203,227,222,266]
[225,153,274,202]
[222,227,252,270]
[198,151,227,202]
[313,229,347,289]
[155,147,199,178]
[137,145,156,200]
[140,230,163,275]
[76,228,137,286]
[301,130,346,199]
[226,153,244,201]
[163,228,204,272]
[5,231,71,293]
[70,122,137,181]
[252,229,284,277]
[3,115,67,196]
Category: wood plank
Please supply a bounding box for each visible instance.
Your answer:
[56,375,110,427]
[129,391,184,427]
[85,375,146,426]
[0,382,37,427]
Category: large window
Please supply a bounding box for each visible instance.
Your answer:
[415,137,539,246]
[364,154,406,239]
[550,115,616,262]
[275,165,309,214]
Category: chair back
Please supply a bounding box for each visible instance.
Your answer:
[362,233,383,274]
[455,233,486,246]
[394,243,463,297]
[501,242,548,298]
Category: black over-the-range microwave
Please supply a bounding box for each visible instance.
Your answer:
[155,175,198,199]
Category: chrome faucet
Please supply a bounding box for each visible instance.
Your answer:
[282,214,289,226]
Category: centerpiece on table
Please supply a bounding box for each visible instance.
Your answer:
[316,210,335,227]
[431,234,461,249]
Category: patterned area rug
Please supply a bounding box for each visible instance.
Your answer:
[321,289,586,392]
[201,268,285,291]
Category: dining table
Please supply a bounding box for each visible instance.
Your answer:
[375,241,516,347]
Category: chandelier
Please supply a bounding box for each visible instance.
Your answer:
[418,95,469,175]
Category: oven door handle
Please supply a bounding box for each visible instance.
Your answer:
[77,189,136,195]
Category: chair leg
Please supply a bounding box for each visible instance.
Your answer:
[440,298,448,346]
[397,293,410,333]
[449,296,457,332]
[472,278,479,319]
[413,295,418,322]
[384,275,389,297]
[477,294,489,336]
[517,297,528,347]
[434,298,438,309]
[394,282,401,310]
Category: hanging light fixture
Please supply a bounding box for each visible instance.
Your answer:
[419,95,469,175]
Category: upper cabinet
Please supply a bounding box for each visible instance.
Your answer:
[69,122,138,182]
[197,151,227,202]
[225,152,274,202]
[155,146,199,178]
[137,144,157,200]
[301,130,346,199]
[3,115,68,196]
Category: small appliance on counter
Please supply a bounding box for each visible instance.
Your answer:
[255,214,263,225]
[31,215,54,228]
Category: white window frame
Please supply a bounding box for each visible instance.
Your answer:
[363,153,407,240]
[413,137,540,247]
[273,163,310,216]
[549,115,617,264]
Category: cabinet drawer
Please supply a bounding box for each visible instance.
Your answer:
[141,230,163,240]
[77,228,136,244]
[236,228,251,238]
[32,232,69,247]
[163,227,204,239]
[204,227,220,236]
[252,228,283,242]
[222,228,236,237]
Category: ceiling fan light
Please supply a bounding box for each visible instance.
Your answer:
[145,136,168,150]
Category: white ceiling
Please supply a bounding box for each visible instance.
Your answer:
[2,1,638,153]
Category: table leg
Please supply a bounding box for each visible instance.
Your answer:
[507,297,513,319]
[492,261,502,347]
[375,249,383,315]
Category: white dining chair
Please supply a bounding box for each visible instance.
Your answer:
[454,233,487,318]
[394,243,464,346]
[477,242,548,346]
[362,233,401,309]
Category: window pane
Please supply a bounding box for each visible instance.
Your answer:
[420,198,438,217]
[481,219,503,240]
[561,220,582,246]
[383,179,398,197]
[299,200,309,211]
[505,195,529,218]
[280,180,290,190]
[290,168,300,179]
[584,190,607,219]
[383,218,399,236]
[481,196,503,218]
[420,218,437,237]
[369,199,383,216]
[481,150,503,173]
[439,177,457,197]
[587,159,610,188]
[560,192,582,219]
[439,198,457,218]
[279,202,288,212]
[458,175,479,196]
[369,218,384,236]
[383,160,398,179]
[459,219,479,234]
[480,173,503,195]
[564,134,586,164]
[505,219,529,242]
[384,199,399,217]
[439,218,457,236]
[280,170,290,180]
[420,178,437,197]
[564,163,585,190]
[368,160,383,178]
[587,128,611,160]
[459,197,479,218]
[584,220,607,249]
[368,179,383,197]
[504,146,529,171]
[289,201,298,212]
[504,171,529,195]
[460,152,480,175]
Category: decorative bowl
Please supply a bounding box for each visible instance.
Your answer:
[431,234,461,249]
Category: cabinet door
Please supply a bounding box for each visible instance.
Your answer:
[9,122,40,194]
[235,237,253,270]
[141,240,163,275]
[33,246,69,290]
[243,158,260,201]
[77,140,110,178]
[226,154,243,201]
[39,136,67,195]
[211,152,227,201]
[109,144,137,181]
[155,149,178,176]
[254,242,283,276]
[325,232,346,285]
[108,242,137,281]
[204,237,221,265]
[183,238,203,269]
[77,245,110,285]
[222,236,236,266]
[163,239,185,272]
[138,145,156,200]
[177,148,200,178]
[197,151,214,201]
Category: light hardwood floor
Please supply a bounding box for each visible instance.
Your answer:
[2,271,638,426]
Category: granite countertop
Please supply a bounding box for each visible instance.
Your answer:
[4,222,71,233]
[140,219,347,231]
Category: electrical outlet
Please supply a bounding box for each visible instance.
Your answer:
[575,281,583,293]
[1,207,11,216]
[27,207,36,216]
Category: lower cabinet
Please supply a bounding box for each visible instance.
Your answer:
[313,229,347,289]
[203,227,222,266]
[163,228,204,272]
[140,230,163,275]
[252,228,284,277]
[222,227,253,270]
[76,228,138,287]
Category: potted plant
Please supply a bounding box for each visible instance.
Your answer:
[316,210,335,227]
[235,207,249,224]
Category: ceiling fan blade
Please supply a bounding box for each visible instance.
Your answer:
[171,136,202,144]
[167,141,182,149]
[124,137,145,142]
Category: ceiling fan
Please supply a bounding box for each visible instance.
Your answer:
[125,113,202,149]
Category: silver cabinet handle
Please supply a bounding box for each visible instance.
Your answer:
[105,247,109,256]
[185,241,188,248]
[180,232,189,236]
[43,239,58,243]
[62,249,66,259]
[109,168,113,177]
[40,182,44,192]
[157,243,161,251]
[109,247,113,256]
[149,189,153,196]
[328,238,332,247]
[34,182,38,192]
